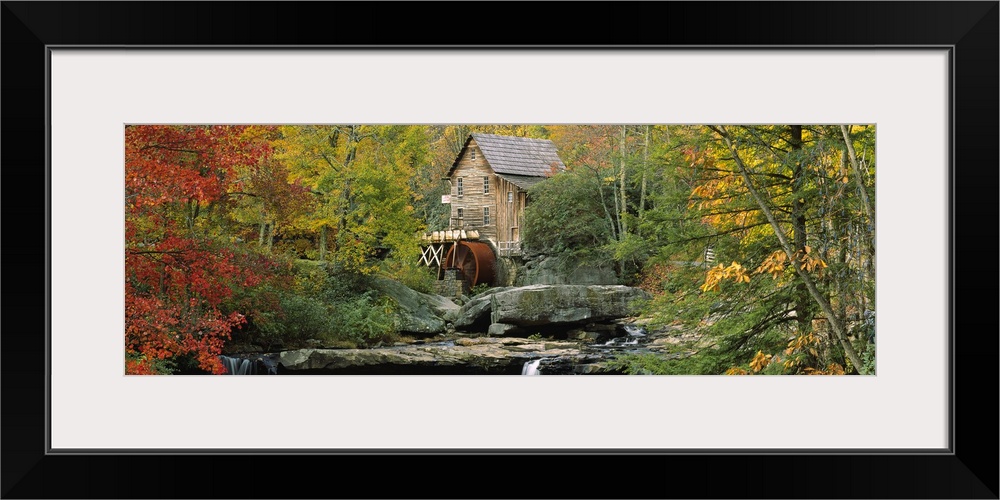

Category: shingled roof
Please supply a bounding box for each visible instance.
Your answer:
[450,133,566,178]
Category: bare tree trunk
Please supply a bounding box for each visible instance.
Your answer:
[712,125,867,374]
[336,125,361,247]
[593,169,618,242]
[186,199,198,234]
[267,221,275,253]
[788,125,813,334]
[638,125,650,236]
[840,125,874,222]
[841,125,876,290]
[619,125,628,236]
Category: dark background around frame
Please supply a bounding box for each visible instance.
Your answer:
[2,2,997,499]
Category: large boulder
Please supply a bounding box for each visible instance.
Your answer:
[372,278,460,335]
[453,287,510,332]
[517,255,618,286]
[490,285,650,327]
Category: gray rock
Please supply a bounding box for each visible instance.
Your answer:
[372,278,460,335]
[276,337,603,374]
[490,285,650,327]
[488,323,523,336]
[517,255,618,286]
[566,329,601,341]
[453,287,510,331]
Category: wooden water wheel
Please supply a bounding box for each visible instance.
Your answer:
[442,240,496,290]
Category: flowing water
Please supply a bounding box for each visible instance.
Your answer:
[224,323,659,375]
[521,358,542,375]
[595,324,647,349]
[219,354,278,375]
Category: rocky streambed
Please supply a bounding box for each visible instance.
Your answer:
[224,322,699,375]
[219,283,701,375]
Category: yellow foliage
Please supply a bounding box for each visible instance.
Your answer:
[785,332,820,355]
[725,367,749,375]
[803,364,845,376]
[749,350,772,372]
[754,250,788,279]
[825,363,846,375]
[700,261,750,292]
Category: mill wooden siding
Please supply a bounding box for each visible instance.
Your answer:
[451,139,498,241]
[450,138,526,246]
[495,175,526,247]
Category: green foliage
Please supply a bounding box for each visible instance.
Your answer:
[607,352,719,375]
[330,293,399,346]
[274,125,425,275]
[235,260,402,349]
[523,170,613,257]
[859,344,876,375]
[469,283,493,297]
[255,293,333,345]
[383,260,438,295]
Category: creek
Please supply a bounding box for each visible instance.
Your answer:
[220,323,685,375]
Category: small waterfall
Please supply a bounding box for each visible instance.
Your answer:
[596,324,647,349]
[522,359,542,375]
[220,355,255,375]
[219,354,277,375]
[623,324,646,337]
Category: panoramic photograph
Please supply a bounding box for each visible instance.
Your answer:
[125,124,876,375]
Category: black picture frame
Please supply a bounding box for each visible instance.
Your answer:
[3,2,996,498]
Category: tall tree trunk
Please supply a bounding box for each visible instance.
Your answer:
[266,221,275,253]
[840,125,876,293]
[594,169,618,242]
[638,125,650,236]
[337,125,360,247]
[186,198,198,234]
[788,125,813,333]
[619,125,628,236]
[713,126,867,374]
[840,125,874,223]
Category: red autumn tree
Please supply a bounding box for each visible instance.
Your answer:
[125,125,276,374]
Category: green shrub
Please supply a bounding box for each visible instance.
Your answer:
[385,261,438,295]
[330,292,399,347]
[290,259,330,298]
[523,170,612,255]
[230,262,405,349]
[607,352,717,375]
[255,293,333,344]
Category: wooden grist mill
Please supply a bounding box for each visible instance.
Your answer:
[418,133,566,295]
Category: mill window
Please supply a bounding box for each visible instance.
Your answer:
[457,178,463,197]
[483,207,490,225]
